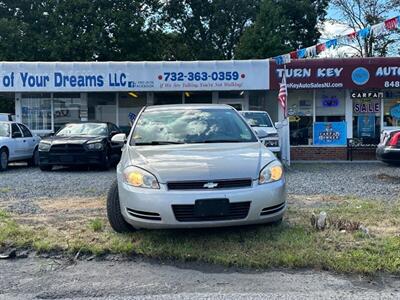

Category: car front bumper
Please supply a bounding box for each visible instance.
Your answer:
[39,150,106,166]
[118,176,287,229]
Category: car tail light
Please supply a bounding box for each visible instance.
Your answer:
[388,132,400,147]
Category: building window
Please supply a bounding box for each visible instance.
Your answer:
[352,97,381,143]
[118,92,146,133]
[183,92,212,104]
[21,93,52,132]
[53,93,82,132]
[383,91,400,128]
[154,92,182,105]
[249,91,265,111]
[315,89,345,123]
[288,90,313,145]
[88,93,117,124]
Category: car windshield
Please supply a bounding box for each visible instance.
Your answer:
[56,123,108,136]
[241,112,273,127]
[131,108,257,145]
[0,123,10,137]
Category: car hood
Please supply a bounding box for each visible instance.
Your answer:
[42,135,105,145]
[125,143,276,183]
[0,137,10,142]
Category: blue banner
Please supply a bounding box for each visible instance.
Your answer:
[313,122,347,146]
[357,115,375,138]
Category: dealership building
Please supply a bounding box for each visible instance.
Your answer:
[1,57,399,160]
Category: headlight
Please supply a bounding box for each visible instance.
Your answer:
[39,142,51,152]
[86,142,104,150]
[259,161,283,184]
[122,166,160,189]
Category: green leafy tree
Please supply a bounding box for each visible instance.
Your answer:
[236,0,328,59]
[162,0,260,60]
[0,0,165,61]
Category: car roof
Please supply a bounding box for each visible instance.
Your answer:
[144,104,234,111]
[240,111,268,114]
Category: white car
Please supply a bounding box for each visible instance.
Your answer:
[240,111,281,154]
[107,104,286,232]
[0,121,41,171]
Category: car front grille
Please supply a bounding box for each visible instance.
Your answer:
[126,208,162,221]
[172,201,251,222]
[260,202,286,216]
[167,179,252,190]
[50,144,85,153]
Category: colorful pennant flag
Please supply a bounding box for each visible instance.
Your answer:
[272,15,399,65]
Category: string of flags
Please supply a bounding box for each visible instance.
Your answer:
[273,15,400,65]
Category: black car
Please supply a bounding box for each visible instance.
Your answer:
[38,122,123,171]
[376,129,400,165]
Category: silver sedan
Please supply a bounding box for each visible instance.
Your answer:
[107,104,286,232]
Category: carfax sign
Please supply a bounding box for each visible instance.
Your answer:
[313,122,347,146]
[0,60,269,92]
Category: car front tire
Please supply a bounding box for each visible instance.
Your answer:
[28,148,39,167]
[107,180,134,233]
[0,148,8,171]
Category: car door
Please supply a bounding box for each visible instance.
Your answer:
[10,123,26,159]
[18,123,38,157]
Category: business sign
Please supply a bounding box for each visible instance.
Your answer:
[270,57,400,90]
[313,122,347,146]
[322,95,339,107]
[353,100,380,113]
[357,114,376,138]
[351,91,384,99]
[0,60,269,92]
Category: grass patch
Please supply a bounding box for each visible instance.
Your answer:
[1,198,400,275]
[0,187,11,193]
[88,218,104,232]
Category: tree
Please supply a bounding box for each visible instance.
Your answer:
[0,0,165,61]
[235,0,328,59]
[161,0,260,60]
[331,0,400,57]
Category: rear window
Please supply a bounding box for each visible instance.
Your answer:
[241,112,273,127]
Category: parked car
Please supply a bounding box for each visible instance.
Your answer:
[376,129,400,165]
[240,111,280,154]
[38,122,123,171]
[107,104,286,232]
[0,121,40,171]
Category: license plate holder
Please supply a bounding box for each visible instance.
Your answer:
[194,199,230,217]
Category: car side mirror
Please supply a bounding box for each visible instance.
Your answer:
[111,133,127,144]
[12,132,22,138]
[275,122,283,129]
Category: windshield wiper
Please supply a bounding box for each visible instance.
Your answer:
[135,141,185,145]
[203,139,244,143]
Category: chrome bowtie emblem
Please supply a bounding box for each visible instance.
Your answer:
[203,182,218,189]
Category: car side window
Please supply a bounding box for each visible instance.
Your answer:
[108,124,120,134]
[18,124,33,137]
[11,124,22,137]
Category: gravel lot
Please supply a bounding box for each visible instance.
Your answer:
[0,162,399,215]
